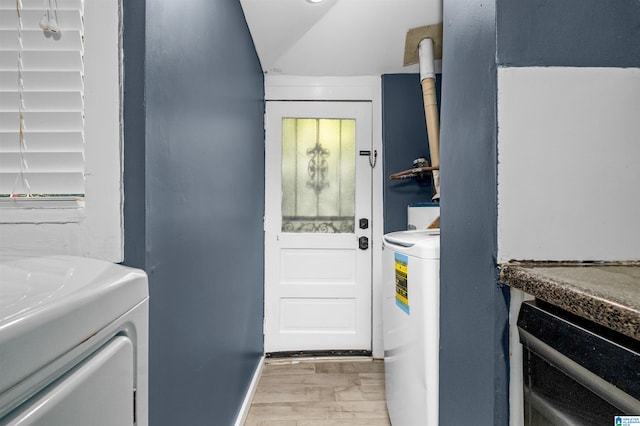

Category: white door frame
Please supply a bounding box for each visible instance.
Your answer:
[265,76,384,358]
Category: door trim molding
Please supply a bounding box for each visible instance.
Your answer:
[264,76,384,358]
[265,76,381,102]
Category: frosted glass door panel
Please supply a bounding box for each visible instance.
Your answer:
[281,118,355,233]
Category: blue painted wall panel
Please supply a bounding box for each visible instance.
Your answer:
[122,0,145,270]
[382,74,441,233]
[439,0,510,424]
[497,0,640,67]
[124,1,265,424]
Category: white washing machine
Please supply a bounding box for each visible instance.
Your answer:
[0,254,149,426]
[382,230,440,426]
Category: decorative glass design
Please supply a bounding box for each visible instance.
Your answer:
[282,118,356,233]
[306,142,330,195]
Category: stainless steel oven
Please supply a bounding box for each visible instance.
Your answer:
[517,300,640,425]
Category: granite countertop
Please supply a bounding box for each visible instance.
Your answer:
[500,262,640,341]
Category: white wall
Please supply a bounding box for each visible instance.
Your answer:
[240,0,442,76]
[497,67,640,262]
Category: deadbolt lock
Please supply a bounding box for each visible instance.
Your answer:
[359,236,369,250]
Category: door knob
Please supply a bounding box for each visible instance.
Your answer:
[359,218,369,229]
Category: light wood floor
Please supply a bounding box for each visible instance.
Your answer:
[244,358,391,426]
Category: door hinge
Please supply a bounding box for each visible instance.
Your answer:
[263,317,266,335]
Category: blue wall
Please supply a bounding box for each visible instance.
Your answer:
[123,1,265,424]
[497,0,640,67]
[438,0,510,424]
[122,0,145,270]
[382,74,441,233]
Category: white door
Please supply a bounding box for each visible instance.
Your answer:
[264,101,373,353]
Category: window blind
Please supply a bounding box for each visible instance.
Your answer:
[0,0,85,197]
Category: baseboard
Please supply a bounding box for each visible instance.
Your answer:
[234,355,265,426]
[266,349,372,359]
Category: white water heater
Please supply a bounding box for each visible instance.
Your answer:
[407,202,440,230]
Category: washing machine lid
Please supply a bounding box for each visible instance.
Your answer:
[0,254,148,403]
[383,230,440,259]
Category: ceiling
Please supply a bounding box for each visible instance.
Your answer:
[239,0,442,76]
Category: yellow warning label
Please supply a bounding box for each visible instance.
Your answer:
[395,253,409,314]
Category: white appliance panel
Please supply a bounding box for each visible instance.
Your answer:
[383,231,440,426]
[0,255,148,426]
[407,204,440,230]
[1,336,134,426]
